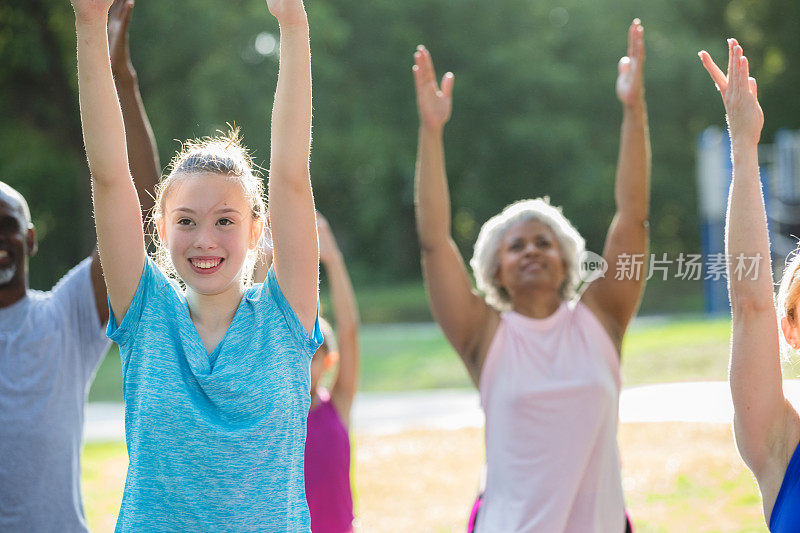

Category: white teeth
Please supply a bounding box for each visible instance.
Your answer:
[192,259,221,269]
[0,264,14,284]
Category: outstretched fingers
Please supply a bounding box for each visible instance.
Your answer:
[741,53,751,86]
[635,20,644,62]
[411,60,422,90]
[707,39,763,145]
[628,18,644,63]
[626,19,636,58]
[109,0,132,27]
[109,0,122,20]
[108,0,133,60]
[732,45,760,102]
[749,76,758,98]
[412,57,427,96]
[727,38,739,86]
[618,56,630,76]
[729,44,743,100]
[739,54,759,103]
[440,72,454,99]
[413,46,438,91]
[412,45,454,130]
[698,50,728,94]
[120,1,133,31]
[619,19,644,85]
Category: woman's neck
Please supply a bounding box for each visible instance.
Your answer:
[511,289,563,319]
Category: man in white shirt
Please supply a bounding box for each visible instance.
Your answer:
[0,2,159,530]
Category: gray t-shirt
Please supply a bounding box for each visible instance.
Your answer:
[0,257,109,532]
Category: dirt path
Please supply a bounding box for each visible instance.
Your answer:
[85,380,800,441]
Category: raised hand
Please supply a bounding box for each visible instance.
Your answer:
[266,0,308,27]
[316,212,339,265]
[413,46,454,132]
[108,0,134,78]
[699,39,764,146]
[267,0,317,332]
[71,0,113,24]
[616,19,645,107]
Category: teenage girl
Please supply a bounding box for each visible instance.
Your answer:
[70,0,322,529]
[700,39,800,531]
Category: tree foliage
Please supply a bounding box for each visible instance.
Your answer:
[1,0,778,292]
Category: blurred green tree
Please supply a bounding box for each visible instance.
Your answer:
[0,0,767,305]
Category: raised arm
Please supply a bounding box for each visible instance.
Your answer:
[109,0,160,218]
[89,0,161,324]
[317,213,360,425]
[72,0,146,324]
[699,41,799,499]
[266,0,318,332]
[581,19,650,350]
[412,46,495,385]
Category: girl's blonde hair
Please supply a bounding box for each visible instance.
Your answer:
[470,198,585,310]
[777,247,800,360]
[151,129,266,286]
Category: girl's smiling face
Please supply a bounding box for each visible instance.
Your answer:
[157,172,263,296]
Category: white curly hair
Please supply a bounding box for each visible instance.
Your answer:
[469,198,585,310]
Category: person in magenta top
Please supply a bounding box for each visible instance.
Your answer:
[699,40,800,532]
[304,213,359,533]
[412,20,649,532]
[256,212,359,533]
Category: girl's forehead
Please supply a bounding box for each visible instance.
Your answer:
[166,173,250,212]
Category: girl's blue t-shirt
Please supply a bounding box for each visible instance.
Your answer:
[107,258,323,532]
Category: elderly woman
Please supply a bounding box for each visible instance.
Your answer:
[700,40,799,531]
[412,20,649,532]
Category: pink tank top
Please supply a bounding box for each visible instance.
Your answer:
[304,388,354,533]
[476,301,625,532]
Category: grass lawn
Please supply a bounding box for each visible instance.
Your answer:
[335,273,706,324]
[621,315,733,385]
[82,422,767,532]
[89,314,754,402]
